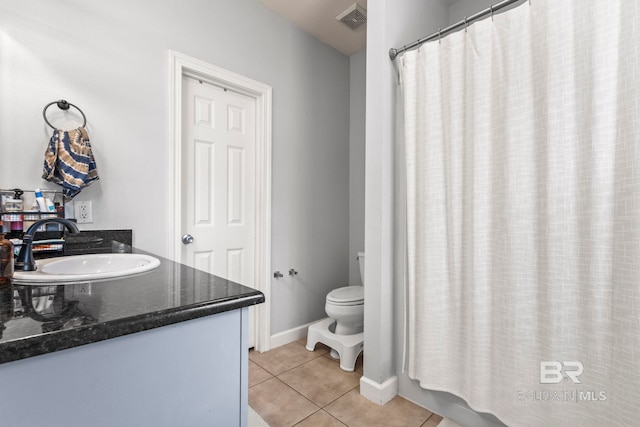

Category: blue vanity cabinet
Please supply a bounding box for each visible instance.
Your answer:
[0,307,250,427]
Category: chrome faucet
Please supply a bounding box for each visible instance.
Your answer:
[15,218,80,271]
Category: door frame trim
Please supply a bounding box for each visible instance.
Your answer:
[168,50,272,352]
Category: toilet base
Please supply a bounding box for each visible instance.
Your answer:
[306,317,363,372]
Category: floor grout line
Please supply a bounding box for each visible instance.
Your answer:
[249,346,325,376]
[249,345,380,427]
[272,375,320,405]
[292,408,348,427]
[273,354,324,377]
[317,379,360,410]
[291,408,321,427]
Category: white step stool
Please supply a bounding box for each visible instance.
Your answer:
[306,317,363,372]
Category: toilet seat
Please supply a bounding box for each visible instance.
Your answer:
[326,286,364,306]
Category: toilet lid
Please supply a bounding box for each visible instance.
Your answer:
[326,286,364,305]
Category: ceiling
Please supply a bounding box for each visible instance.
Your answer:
[258,0,368,56]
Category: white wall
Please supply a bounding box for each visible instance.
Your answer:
[349,50,366,286]
[0,0,351,336]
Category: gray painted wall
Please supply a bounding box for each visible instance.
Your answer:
[349,50,366,286]
[449,0,496,22]
[0,0,351,335]
[364,0,450,389]
[449,0,526,26]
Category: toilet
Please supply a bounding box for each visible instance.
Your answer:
[306,252,364,372]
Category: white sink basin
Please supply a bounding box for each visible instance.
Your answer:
[13,253,161,284]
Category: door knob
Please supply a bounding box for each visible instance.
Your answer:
[181,234,195,244]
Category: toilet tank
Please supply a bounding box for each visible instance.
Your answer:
[357,252,365,285]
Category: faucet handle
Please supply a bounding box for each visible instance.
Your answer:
[15,234,37,271]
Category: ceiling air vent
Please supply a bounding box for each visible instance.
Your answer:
[335,3,367,31]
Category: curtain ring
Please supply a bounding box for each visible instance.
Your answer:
[490,5,494,21]
[438,28,442,44]
[464,17,468,32]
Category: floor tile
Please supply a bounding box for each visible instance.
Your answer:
[278,356,361,407]
[422,414,444,427]
[250,342,322,376]
[249,377,319,427]
[249,360,273,388]
[295,410,347,427]
[249,342,440,427]
[300,338,331,355]
[324,388,433,427]
[354,352,363,374]
[320,348,363,374]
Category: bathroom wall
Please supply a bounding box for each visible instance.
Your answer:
[449,0,525,24]
[363,0,449,397]
[0,0,351,335]
[449,0,495,22]
[349,50,366,286]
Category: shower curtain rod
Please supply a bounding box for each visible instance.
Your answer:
[389,0,526,60]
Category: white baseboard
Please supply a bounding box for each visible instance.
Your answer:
[269,322,314,349]
[360,375,398,405]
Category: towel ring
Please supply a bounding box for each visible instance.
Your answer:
[42,99,86,129]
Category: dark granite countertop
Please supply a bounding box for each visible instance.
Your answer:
[0,237,264,365]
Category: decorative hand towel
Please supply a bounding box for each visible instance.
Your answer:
[42,127,99,201]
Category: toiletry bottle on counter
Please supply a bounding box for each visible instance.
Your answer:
[34,189,47,212]
[34,189,55,213]
[4,190,24,239]
[45,198,55,212]
[0,234,13,335]
[0,234,13,282]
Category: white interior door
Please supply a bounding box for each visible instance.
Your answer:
[181,75,257,346]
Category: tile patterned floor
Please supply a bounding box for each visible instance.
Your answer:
[249,340,444,427]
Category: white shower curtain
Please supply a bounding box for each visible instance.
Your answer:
[400,0,639,426]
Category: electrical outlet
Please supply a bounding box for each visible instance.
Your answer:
[73,282,92,296]
[75,201,93,223]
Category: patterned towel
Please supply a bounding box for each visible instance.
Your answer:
[42,127,99,201]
